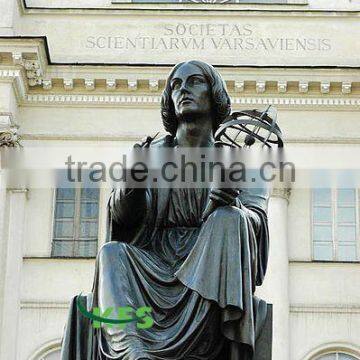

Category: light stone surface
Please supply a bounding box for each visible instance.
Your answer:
[289,262,360,305]
[291,311,360,360]
[15,107,360,141]
[15,14,360,66]
[288,188,312,261]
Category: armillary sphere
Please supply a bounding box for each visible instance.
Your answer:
[214,105,284,149]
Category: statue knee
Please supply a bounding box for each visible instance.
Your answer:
[207,205,248,229]
[98,241,127,262]
[210,205,246,222]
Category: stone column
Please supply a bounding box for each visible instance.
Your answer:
[0,151,7,334]
[0,188,28,360]
[0,53,23,357]
[256,187,291,360]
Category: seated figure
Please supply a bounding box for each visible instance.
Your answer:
[61,60,270,360]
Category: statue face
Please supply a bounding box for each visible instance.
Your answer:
[170,63,212,119]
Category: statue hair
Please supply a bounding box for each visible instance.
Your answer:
[161,60,231,136]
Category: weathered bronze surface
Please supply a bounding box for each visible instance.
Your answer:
[61,61,273,360]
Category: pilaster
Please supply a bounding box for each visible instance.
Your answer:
[256,187,291,360]
[0,188,28,360]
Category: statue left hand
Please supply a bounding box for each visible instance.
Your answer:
[209,188,240,206]
[202,188,241,220]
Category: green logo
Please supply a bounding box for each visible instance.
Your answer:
[76,294,154,329]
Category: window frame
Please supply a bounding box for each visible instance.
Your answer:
[51,187,100,258]
[311,188,360,262]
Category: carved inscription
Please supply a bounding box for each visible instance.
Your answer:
[85,23,332,52]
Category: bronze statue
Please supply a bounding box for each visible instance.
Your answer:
[61,60,273,360]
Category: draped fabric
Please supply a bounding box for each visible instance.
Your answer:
[61,137,270,360]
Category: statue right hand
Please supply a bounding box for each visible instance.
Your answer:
[109,187,148,226]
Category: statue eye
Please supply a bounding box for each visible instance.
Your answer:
[192,77,204,85]
[171,81,181,90]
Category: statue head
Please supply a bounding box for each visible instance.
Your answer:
[161,60,231,136]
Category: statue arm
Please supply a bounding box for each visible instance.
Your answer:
[109,188,149,228]
[107,137,161,241]
[237,188,270,286]
[237,201,261,236]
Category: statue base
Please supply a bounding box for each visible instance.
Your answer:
[61,296,273,360]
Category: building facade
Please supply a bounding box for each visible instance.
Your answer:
[0,0,360,359]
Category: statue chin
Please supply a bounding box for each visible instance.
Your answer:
[177,109,211,123]
[177,107,198,118]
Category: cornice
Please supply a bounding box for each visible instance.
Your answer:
[19,134,360,143]
[0,38,359,108]
[19,0,360,15]
[291,304,360,314]
[22,301,360,313]
[21,301,69,309]
[23,94,360,108]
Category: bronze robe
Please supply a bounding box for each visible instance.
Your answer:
[61,138,270,360]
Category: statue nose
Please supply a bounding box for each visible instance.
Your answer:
[179,88,191,98]
[179,82,191,93]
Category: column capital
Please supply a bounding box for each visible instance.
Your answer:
[271,187,291,202]
[0,112,21,147]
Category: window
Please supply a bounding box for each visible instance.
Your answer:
[52,188,100,257]
[312,189,358,262]
[315,353,359,360]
